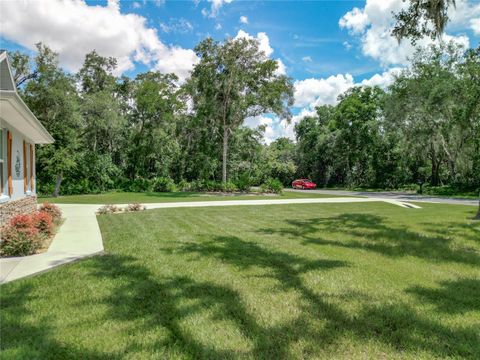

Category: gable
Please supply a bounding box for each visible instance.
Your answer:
[0,51,16,92]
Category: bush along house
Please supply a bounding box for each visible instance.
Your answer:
[0,50,54,226]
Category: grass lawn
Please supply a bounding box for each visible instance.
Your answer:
[38,190,350,204]
[1,202,479,359]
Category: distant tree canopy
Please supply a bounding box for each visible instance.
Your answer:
[8,39,480,204]
[295,43,479,192]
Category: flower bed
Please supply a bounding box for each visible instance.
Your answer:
[0,203,63,257]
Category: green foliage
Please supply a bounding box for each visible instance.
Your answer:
[234,173,252,192]
[294,43,480,195]
[121,178,153,193]
[264,137,297,185]
[0,227,40,257]
[10,41,478,202]
[221,181,238,193]
[152,177,177,193]
[188,36,294,182]
[392,0,455,43]
[260,178,284,194]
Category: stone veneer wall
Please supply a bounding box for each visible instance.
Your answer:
[0,196,38,227]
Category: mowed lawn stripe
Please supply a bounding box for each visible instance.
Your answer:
[1,202,479,359]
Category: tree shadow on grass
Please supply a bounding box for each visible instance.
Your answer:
[179,235,348,291]
[258,213,480,266]
[420,221,480,244]
[84,254,245,359]
[0,283,118,359]
[406,278,480,314]
[3,227,479,358]
[174,235,479,358]
[84,245,352,359]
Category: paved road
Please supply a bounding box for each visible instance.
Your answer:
[286,188,478,206]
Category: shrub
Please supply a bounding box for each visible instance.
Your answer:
[33,211,54,236]
[9,214,39,237]
[222,181,238,193]
[260,178,284,194]
[152,177,177,192]
[128,178,153,192]
[188,180,203,192]
[0,226,41,257]
[203,180,218,192]
[126,203,146,212]
[178,179,192,192]
[39,203,62,223]
[97,204,121,215]
[234,175,252,192]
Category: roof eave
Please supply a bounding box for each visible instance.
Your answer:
[0,90,55,144]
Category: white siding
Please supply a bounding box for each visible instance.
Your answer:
[0,124,36,202]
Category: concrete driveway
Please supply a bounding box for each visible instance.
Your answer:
[286,188,478,206]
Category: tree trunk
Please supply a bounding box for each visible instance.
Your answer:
[222,128,228,183]
[53,172,63,198]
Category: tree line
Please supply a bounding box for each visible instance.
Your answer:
[9,40,479,199]
[295,44,480,193]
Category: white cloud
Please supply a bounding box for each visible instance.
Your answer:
[240,16,248,24]
[235,30,273,57]
[275,59,287,76]
[245,115,272,128]
[360,67,402,88]
[234,30,286,75]
[160,18,193,34]
[280,108,316,140]
[244,115,277,144]
[293,74,355,108]
[447,0,480,32]
[215,23,222,30]
[302,56,312,62]
[202,0,233,18]
[339,0,472,66]
[0,0,198,81]
[132,2,141,9]
[263,69,402,142]
[471,18,480,35]
[338,7,369,34]
[257,73,357,142]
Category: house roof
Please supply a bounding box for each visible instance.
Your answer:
[0,50,54,144]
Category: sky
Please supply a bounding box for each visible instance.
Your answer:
[1,0,479,143]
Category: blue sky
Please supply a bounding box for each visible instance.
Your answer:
[1,0,479,142]
[121,0,375,80]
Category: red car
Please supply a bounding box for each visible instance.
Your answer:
[292,179,317,190]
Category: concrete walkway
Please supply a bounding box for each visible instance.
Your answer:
[0,204,103,284]
[287,189,478,206]
[0,197,419,284]
[138,197,421,210]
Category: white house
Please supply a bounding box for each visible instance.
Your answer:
[0,50,54,225]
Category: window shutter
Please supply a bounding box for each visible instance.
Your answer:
[23,140,28,193]
[7,131,12,196]
[30,144,34,192]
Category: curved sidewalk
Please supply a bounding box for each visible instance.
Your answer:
[0,197,419,284]
[0,204,103,284]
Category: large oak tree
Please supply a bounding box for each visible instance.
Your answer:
[188,37,293,182]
